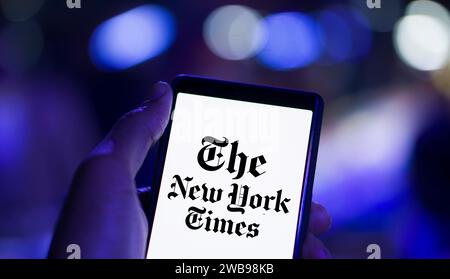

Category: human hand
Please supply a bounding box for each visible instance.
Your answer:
[48,81,331,259]
[302,202,332,259]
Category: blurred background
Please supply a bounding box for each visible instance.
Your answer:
[1,0,450,258]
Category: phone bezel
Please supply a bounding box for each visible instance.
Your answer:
[146,74,324,259]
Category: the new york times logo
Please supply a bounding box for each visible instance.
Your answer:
[168,136,292,238]
[66,0,81,9]
[366,0,381,9]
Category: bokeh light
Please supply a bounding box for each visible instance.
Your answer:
[203,5,266,60]
[314,93,423,222]
[317,10,352,64]
[89,5,176,71]
[431,63,450,97]
[0,91,28,170]
[394,14,450,71]
[317,6,372,64]
[406,0,450,26]
[341,7,372,61]
[257,12,323,70]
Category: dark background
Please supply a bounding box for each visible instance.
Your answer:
[1,0,450,258]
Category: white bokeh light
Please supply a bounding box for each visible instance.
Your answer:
[203,5,266,60]
[394,14,450,71]
[407,0,450,26]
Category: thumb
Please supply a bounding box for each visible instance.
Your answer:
[92,81,173,175]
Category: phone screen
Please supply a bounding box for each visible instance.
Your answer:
[147,92,313,259]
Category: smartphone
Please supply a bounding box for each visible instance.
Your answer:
[146,75,323,259]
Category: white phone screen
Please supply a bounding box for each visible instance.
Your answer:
[147,92,313,259]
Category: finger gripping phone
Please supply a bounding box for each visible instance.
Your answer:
[146,75,323,259]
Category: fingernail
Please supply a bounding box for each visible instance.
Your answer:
[149,81,170,101]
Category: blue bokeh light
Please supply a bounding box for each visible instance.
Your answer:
[317,10,353,63]
[89,5,175,71]
[257,12,323,70]
[335,6,372,61]
[317,6,372,64]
